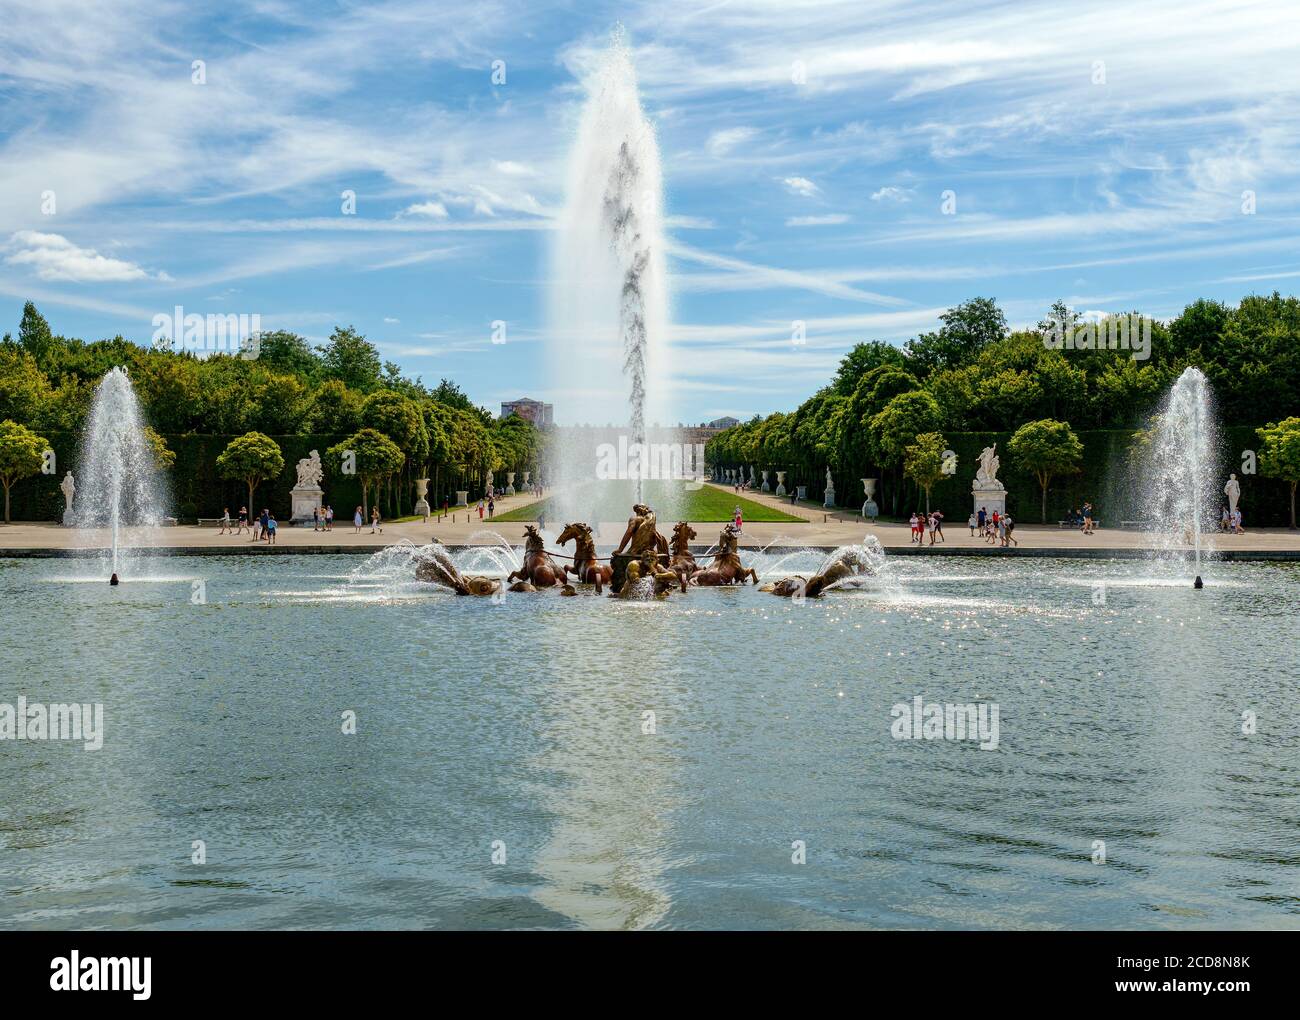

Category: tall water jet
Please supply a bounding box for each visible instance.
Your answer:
[1140,367,1220,584]
[548,30,672,519]
[77,367,168,577]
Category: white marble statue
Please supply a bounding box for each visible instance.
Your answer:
[60,471,76,526]
[1224,473,1241,515]
[974,444,1002,488]
[295,449,324,489]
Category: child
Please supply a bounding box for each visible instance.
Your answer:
[354,506,363,533]
[968,512,977,537]
[267,515,277,544]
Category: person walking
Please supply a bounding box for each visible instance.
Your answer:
[733,506,743,534]
[488,497,495,520]
[371,507,383,534]
[477,499,485,521]
[267,514,277,545]
[353,506,364,533]
[219,508,231,534]
[977,506,987,533]
[312,506,321,532]
[236,506,248,535]
[1082,501,1094,534]
[1004,513,1018,547]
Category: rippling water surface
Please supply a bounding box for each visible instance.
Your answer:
[1,551,1296,929]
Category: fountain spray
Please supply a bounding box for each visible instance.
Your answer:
[77,367,168,578]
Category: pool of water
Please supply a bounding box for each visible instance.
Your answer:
[1,551,1296,929]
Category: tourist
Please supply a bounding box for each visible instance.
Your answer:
[312,506,321,532]
[353,506,363,533]
[325,505,334,531]
[251,513,262,542]
[733,506,743,534]
[1233,508,1245,534]
[237,506,248,534]
[968,511,977,536]
[488,497,495,519]
[1003,513,1018,547]
[908,512,919,543]
[267,514,277,544]
[1221,506,1231,532]
[1082,501,1094,534]
[977,507,987,532]
[260,508,271,541]
[477,499,485,521]
[443,497,449,517]
[219,507,231,534]
[371,507,383,534]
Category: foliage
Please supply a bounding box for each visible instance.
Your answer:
[0,418,51,522]
[903,431,949,513]
[1256,416,1300,527]
[1008,419,1084,523]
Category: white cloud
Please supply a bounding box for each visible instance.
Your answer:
[782,176,820,197]
[786,214,849,226]
[707,127,758,156]
[3,231,165,282]
[870,186,912,202]
[401,201,449,218]
[383,316,400,323]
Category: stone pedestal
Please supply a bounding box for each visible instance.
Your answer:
[761,470,770,492]
[797,485,808,501]
[775,471,787,497]
[290,485,324,525]
[454,490,469,508]
[972,486,1007,520]
[62,509,76,527]
[506,471,516,496]
[823,483,836,509]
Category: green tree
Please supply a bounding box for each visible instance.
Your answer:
[832,341,905,396]
[0,419,50,523]
[903,432,949,514]
[1008,419,1084,523]
[905,297,1007,376]
[326,428,404,518]
[317,326,381,392]
[18,302,56,366]
[216,432,285,516]
[1257,417,1300,528]
[255,330,319,377]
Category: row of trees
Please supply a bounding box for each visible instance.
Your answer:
[0,303,545,520]
[707,295,1300,525]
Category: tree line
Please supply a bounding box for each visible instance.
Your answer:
[706,295,1300,526]
[0,303,544,521]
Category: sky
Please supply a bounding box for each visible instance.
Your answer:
[2,0,1299,425]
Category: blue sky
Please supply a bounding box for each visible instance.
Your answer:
[3,0,1299,424]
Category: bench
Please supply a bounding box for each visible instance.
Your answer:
[1058,519,1102,528]
[197,518,227,527]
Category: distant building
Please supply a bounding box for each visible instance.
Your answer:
[501,398,553,426]
[707,416,740,430]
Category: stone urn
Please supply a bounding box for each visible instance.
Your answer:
[775,471,787,497]
[506,471,516,496]
[414,478,431,520]
[861,478,879,521]
[522,470,531,488]
[761,469,770,492]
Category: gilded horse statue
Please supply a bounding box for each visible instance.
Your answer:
[669,522,699,589]
[765,545,878,597]
[508,524,563,587]
[690,524,759,586]
[557,522,612,594]
[414,540,502,596]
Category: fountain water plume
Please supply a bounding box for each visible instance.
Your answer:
[1140,367,1220,583]
[76,367,168,577]
[548,30,671,518]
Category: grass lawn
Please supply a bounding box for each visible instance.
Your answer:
[494,480,804,523]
